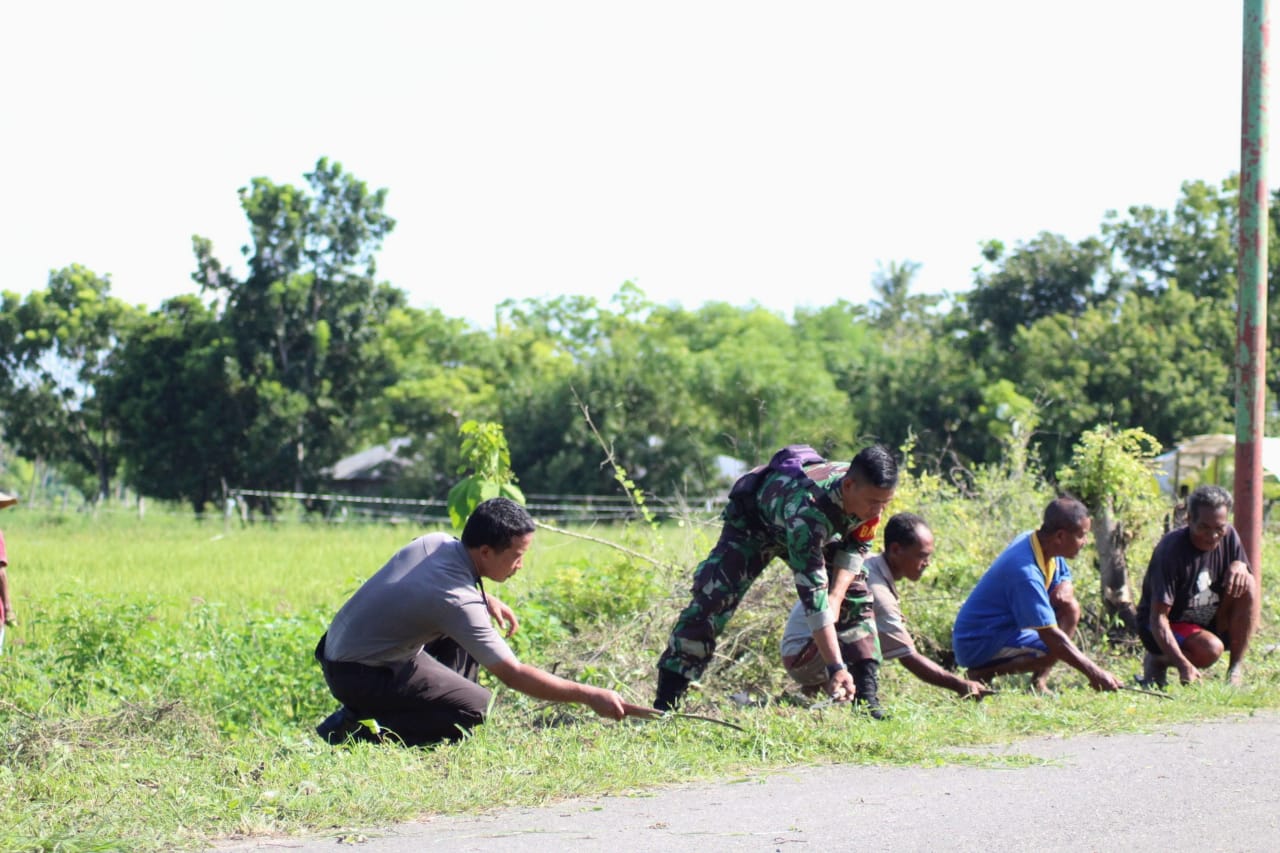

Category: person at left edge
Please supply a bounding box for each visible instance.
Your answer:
[0,489,18,640]
[314,497,626,746]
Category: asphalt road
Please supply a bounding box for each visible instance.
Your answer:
[215,712,1280,852]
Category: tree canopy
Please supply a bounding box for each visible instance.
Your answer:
[1,168,1271,509]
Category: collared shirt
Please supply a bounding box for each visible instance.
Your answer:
[779,553,915,661]
[951,531,1073,668]
[323,533,514,667]
[753,460,879,631]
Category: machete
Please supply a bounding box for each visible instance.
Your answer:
[621,701,746,732]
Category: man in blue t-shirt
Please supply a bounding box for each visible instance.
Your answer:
[952,497,1122,692]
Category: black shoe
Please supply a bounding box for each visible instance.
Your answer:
[316,707,380,745]
[852,660,889,721]
[654,669,691,712]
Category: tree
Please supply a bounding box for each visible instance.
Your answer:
[103,296,250,511]
[868,259,940,331]
[1009,288,1232,471]
[1057,426,1165,631]
[192,158,403,491]
[498,288,722,496]
[669,303,852,464]
[0,265,140,500]
[853,323,992,469]
[1103,177,1239,303]
[966,232,1113,353]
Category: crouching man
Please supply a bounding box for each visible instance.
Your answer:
[1136,485,1257,687]
[780,513,992,715]
[951,497,1122,693]
[314,497,625,746]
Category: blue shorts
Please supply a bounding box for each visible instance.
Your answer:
[975,629,1049,668]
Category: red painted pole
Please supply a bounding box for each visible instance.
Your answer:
[1235,0,1269,611]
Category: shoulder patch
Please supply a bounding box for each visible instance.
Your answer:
[852,517,880,543]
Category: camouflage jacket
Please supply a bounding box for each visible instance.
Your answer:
[750,460,880,629]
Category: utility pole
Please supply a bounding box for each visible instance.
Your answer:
[1234,0,1269,612]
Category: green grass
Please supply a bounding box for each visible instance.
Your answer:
[1,507,1279,852]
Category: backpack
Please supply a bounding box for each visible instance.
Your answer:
[727,444,830,525]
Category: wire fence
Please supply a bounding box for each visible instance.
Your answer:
[225,488,728,526]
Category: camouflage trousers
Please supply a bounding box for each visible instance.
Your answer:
[657,511,879,682]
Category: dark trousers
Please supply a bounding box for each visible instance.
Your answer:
[316,634,492,747]
[656,516,783,681]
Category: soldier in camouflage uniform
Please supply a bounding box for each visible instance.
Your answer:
[654,444,898,711]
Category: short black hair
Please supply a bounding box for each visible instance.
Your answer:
[1041,496,1089,536]
[461,497,535,550]
[848,444,899,489]
[884,512,928,550]
[1187,485,1232,525]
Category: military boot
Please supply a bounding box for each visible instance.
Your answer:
[851,659,888,720]
[654,669,691,712]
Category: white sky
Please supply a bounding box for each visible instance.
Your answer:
[0,1,1266,329]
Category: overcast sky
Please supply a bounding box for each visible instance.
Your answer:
[0,1,1266,328]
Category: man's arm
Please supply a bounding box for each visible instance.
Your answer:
[1224,560,1253,599]
[898,652,992,698]
[1034,625,1121,690]
[484,592,519,637]
[0,566,12,626]
[486,658,626,719]
[1149,601,1199,683]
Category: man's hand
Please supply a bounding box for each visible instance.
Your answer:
[3,609,14,627]
[827,668,856,702]
[1088,668,1123,692]
[1224,561,1252,599]
[485,594,519,637]
[958,680,993,701]
[584,687,626,720]
[1176,660,1201,684]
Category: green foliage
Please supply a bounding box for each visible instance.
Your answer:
[103,295,249,511]
[1056,426,1166,623]
[9,166,1271,512]
[1057,426,1164,518]
[967,231,1113,353]
[447,420,525,529]
[2,510,1280,851]
[978,379,1039,445]
[534,553,666,632]
[192,157,402,492]
[1008,287,1232,472]
[0,265,141,500]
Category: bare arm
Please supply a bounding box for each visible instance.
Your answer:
[898,652,992,698]
[486,658,626,719]
[810,622,857,699]
[804,568,858,700]
[484,592,519,637]
[1149,601,1199,683]
[0,566,12,626]
[1035,625,1121,690]
[1223,560,1252,599]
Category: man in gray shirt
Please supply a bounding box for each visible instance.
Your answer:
[315,498,625,746]
[781,513,992,713]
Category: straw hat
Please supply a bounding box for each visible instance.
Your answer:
[0,491,17,509]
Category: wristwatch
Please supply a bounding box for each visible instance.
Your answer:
[825,661,848,677]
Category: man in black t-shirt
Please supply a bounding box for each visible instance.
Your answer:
[1136,485,1257,687]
